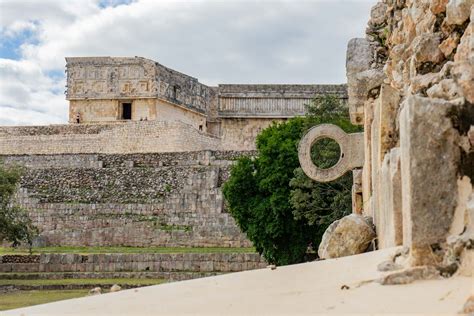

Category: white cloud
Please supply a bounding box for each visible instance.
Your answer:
[0,0,377,126]
[0,59,67,124]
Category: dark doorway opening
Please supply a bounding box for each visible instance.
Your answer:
[122,103,132,120]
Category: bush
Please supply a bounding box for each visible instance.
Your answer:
[0,163,37,250]
[223,95,361,265]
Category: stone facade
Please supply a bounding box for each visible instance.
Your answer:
[60,56,348,152]
[344,0,473,267]
[4,151,254,248]
[0,58,348,155]
[0,121,221,155]
[0,253,267,282]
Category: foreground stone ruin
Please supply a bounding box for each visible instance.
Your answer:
[353,0,473,271]
[301,0,474,278]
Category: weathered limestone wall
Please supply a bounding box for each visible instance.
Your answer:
[69,97,206,129]
[0,121,220,155]
[4,151,253,248]
[219,118,285,151]
[66,57,213,116]
[347,0,473,265]
[69,100,120,123]
[0,253,267,281]
[217,84,348,118]
[156,100,207,132]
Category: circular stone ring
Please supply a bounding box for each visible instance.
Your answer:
[298,124,364,182]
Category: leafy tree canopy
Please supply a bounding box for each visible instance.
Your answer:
[223,95,362,265]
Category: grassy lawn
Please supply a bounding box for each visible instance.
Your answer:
[0,290,89,311]
[0,246,256,255]
[0,278,166,286]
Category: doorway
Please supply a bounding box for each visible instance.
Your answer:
[122,103,132,120]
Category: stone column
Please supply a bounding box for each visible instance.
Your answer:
[400,95,460,265]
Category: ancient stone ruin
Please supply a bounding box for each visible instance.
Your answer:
[300,0,473,276]
[0,0,473,314]
[0,57,347,279]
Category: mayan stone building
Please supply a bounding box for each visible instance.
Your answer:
[65,56,347,151]
[0,58,346,250]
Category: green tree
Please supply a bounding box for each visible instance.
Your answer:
[290,95,362,245]
[223,95,361,265]
[0,163,37,250]
[223,118,313,265]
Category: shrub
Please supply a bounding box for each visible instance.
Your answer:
[223,95,361,265]
[0,163,37,251]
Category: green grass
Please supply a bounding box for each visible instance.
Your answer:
[0,278,166,286]
[0,246,257,255]
[0,290,89,311]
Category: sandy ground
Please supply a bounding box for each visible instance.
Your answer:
[3,247,473,316]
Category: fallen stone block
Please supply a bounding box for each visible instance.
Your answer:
[318,214,376,259]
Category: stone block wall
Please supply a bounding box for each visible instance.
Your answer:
[4,151,254,248]
[219,118,285,151]
[0,121,221,155]
[0,253,267,281]
[347,0,473,266]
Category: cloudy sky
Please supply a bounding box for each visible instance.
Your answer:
[0,0,376,126]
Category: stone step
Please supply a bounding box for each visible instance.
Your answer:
[0,283,148,292]
[0,253,266,274]
[0,271,224,282]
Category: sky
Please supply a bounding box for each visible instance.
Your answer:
[0,0,376,126]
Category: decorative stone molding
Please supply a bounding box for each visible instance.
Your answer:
[298,124,364,182]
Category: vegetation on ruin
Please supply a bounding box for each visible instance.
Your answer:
[0,163,37,251]
[223,95,362,265]
[0,246,257,255]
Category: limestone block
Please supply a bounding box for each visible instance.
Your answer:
[346,38,384,125]
[446,0,474,25]
[371,97,382,228]
[378,85,400,156]
[352,169,363,214]
[400,96,460,265]
[452,10,474,103]
[449,177,473,236]
[389,149,403,247]
[439,33,461,57]
[369,2,388,26]
[454,8,473,63]
[458,249,474,276]
[318,214,376,259]
[426,79,464,100]
[409,73,439,95]
[349,70,385,126]
[362,99,374,213]
[430,0,449,14]
[412,33,444,64]
[346,39,374,76]
[377,148,403,249]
